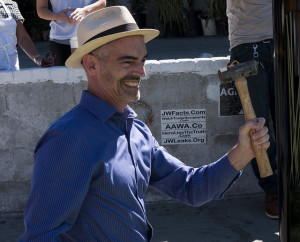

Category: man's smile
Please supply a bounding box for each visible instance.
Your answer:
[124,80,140,87]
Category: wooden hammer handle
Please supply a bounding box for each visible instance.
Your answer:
[235,78,273,178]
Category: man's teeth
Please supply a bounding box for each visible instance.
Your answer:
[124,81,139,87]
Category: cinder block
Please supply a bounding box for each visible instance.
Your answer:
[67,68,87,83]
[206,75,221,102]
[173,58,197,73]
[159,59,180,73]
[0,116,39,148]
[6,82,75,117]
[0,193,28,212]
[12,148,34,181]
[0,70,14,83]
[0,149,13,181]
[0,181,31,212]
[72,81,88,104]
[145,60,162,75]
[49,67,68,83]
[141,73,206,107]
[30,68,51,83]
[13,69,32,84]
[0,117,13,148]
[0,87,7,115]
[194,58,228,76]
[211,57,230,71]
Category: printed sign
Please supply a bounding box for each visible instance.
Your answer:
[219,82,243,116]
[161,109,206,145]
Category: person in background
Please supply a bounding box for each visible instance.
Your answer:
[0,0,54,71]
[226,0,278,219]
[36,0,106,66]
[20,6,271,241]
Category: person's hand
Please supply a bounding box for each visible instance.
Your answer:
[55,8,76,23]
[34,53,55,67]
[40,56,55,67]
[69,8,87,23]
[228,117,270,171]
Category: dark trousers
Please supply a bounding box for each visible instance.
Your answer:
[230,40,278,193]
[50,41,71,66]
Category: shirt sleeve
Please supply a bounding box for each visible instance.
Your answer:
[20,130,94,241]
[149,139,241,207]
[10,1,24,22]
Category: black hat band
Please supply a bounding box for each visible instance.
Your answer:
[83,23,139,44]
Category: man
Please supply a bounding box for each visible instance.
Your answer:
[227,0,278,219]
[21,6,270,241]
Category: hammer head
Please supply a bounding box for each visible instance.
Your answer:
[218,60,258,83]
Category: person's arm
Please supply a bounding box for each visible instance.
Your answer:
[228,117,270,171]
[16,20,54,67]
[69,0,106,22]
[20,130,93,241]
[36,0,106,24]
[149,118,270,207]
[36,0,75,23]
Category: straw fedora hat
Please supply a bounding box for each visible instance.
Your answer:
[65,6,159,69]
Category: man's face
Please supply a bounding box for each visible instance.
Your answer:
[89,35,148,111]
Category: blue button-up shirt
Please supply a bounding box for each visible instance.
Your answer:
[21,91,240,241]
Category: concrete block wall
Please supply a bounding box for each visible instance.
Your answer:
[0,58,262,212]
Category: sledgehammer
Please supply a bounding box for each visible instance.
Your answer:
[218,60,273,178]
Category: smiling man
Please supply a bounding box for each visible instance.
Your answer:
[85,35,147,112]
[20,6,271,241]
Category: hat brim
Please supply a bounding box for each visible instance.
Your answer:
[65,29,159,69]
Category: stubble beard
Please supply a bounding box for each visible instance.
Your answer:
[119,75,141,102]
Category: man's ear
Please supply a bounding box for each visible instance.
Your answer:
[82,54,98,75]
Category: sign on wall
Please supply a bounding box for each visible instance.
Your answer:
[161,109,206,145]
[219,82,243,116]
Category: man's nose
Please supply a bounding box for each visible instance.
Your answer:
[133,63,146,77]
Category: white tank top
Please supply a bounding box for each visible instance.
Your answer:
[226,0,273,50]
[0,0,19,70]
[49,0,94,41]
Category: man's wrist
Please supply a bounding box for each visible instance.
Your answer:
[227,145,248,171]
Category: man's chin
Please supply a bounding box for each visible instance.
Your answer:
[128,95,140,104]
[133,97,140,102]
[122,89,140,103]
[132,93,140,101]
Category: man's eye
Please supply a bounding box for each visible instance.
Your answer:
[121,60,133,65]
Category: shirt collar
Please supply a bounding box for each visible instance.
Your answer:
[79,90,137,123]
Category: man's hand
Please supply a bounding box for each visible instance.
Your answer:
[228,117,270,171]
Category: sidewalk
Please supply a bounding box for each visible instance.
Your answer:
[17,36,231,69]
[0,194,279,242]
[147,195,279,242]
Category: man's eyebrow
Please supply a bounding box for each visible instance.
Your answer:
[118,54,148,61]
